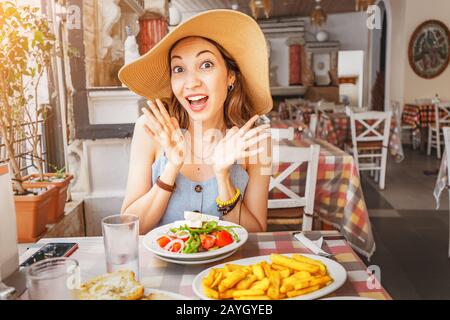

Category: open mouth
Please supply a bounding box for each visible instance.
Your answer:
[186,95,209,112]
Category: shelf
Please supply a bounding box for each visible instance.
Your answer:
[271,86,307,96]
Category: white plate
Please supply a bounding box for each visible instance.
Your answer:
[143,288,190,300]
[154,249,238,265]
[192,253,347,300]
[143,220,248,260]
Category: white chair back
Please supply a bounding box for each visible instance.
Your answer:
[269,145,320,231]
[435,102,450,127]
[348,110,392,189]
[309,114,318,137]
[270,127,295,141]
[0,165,19,281]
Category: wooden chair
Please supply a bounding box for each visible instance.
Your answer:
[428,102,450,159]
[268,145,320,231]
[270,127,295,141]
[442,127,450,258]
[346,110,392,190]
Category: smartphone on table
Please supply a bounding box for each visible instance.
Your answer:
[20,243,79,268]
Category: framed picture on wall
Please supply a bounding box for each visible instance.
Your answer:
[408,20,450,79]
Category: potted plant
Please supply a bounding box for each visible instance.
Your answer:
[23,165,73,223]
[0,2,58,242]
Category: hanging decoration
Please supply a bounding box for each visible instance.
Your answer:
[355,0,376,12]
[310,0,327,27]
[249,0,272,20]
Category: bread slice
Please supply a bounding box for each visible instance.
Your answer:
[77,270,144,300]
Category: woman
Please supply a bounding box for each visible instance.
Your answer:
[119,10,273,234]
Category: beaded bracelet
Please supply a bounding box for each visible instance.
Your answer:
[217,188,241,216]
[216,188,241,207]
[218,194,242,216]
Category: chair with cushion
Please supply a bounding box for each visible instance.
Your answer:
[268,144,320,231]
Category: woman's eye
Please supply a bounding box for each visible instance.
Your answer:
[200,61,214,69]
[172,66,183,73]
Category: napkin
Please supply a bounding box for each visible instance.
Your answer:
[294,232,330,256]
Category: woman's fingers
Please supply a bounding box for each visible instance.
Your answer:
[147,100,169,134]
[143,123,156,139]
[142,107,162,133]
[171,117,185,143]
[155,99,175,132]
[238,115,259,136]
[242,147,265,158]
[243,124,271,140]
[243,131,270,150]
[225,126,239,138]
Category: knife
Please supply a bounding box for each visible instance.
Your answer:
[294,232,333,258]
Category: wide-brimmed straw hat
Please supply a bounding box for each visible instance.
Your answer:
[118,9,273,115]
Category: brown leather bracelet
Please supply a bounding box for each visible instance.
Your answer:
[156,176,176,193]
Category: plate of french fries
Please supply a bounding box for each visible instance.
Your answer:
[192,253,347,300]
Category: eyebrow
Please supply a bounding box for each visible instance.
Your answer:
[170,50,216,62]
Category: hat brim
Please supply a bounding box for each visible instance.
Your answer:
[118,9,273,115]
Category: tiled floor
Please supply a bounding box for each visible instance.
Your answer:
[361,147,450,300]
[268,146,450,299]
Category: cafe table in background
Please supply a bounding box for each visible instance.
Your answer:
[271,137,375,260]
[402,101,446,152]
[18,232,391,300]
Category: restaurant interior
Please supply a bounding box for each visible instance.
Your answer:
[1,0,450,301]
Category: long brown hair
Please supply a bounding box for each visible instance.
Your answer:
[166,37,255,129]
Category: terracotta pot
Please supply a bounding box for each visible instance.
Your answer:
[22,173,73,224]
[14,186,56,243]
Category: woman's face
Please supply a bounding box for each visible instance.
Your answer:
[170,37,234,124]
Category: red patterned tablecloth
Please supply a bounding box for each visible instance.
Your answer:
[19,232,391,300]
[402,103,437,130]
[269,137,375,259]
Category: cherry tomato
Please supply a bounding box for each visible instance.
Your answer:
[157,236,171,248]
[200,234,216,250]
[170,242,181,252]
[216,230,233,247]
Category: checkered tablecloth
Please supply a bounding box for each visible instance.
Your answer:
[270,138,375,260]
[316,113,404,162]
[402,103,437,130]
[19,232,391,300]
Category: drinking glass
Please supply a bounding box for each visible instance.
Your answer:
[26,257,80,300]
[101,214,140,280]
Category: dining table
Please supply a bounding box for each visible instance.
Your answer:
[270,136,376,260]
[402,102,442,152]
[18,231,392,300]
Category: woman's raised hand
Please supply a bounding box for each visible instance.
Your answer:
[210,115,271,175]
[141,99,186,168]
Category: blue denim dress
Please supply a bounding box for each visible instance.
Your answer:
[151,154,249,226]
